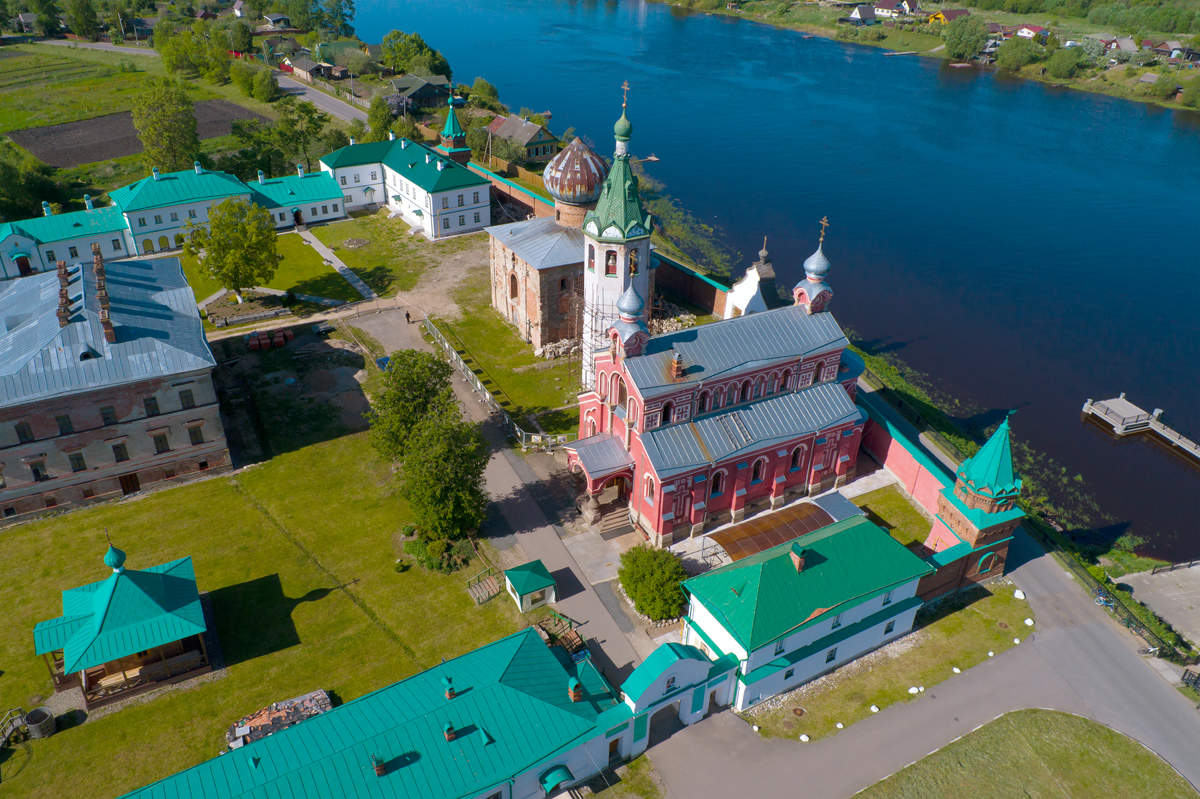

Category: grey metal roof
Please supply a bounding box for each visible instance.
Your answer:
[489,115,555,146]
[640,381,864,478]
[811,491,867,522]
[484,217,584,270]
[565,433,634,478]
[0,258,216,408]
[625,304,848,400]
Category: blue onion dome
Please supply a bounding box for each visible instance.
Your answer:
[104,544,127,571]
[803,244,830,280]
[543,138,609,205]
[617,283,645,317]
[613,110,633,142]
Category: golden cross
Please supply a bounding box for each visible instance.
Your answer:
[762,235,768,250]
[818,215,830,245]
[621,80,630,108]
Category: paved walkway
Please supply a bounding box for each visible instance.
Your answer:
[297,228,378,300]
[1125,565,1200,648]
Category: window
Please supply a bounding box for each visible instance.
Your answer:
[473,212,480,223]
[170,211,178,222]
[710,471,724,497]
[68,245,78,258]
[281,212,288,221]
[698,392,709,413]
[370,171,377,180]
[629,248,639,274]
[152,433,170,454]
[321,205,328,214]
[473,191,480,203]
[310,207,316,216]
[784,668,795,680]
[560,277,567,291]
[831,613,842,630]
[179,389,195,410]
[605,250,617,276]
[188,209,197,219]
[30,460,48,481]
[354,173,361,183]
[343,196,351,204]
[55,415,73,435]
[458,215,465,226]
[811,364,822,384]
[790,447,804,471]
[884,620,896,635]
[754,377,763,398]
[153,215,162,224]
[137,218,146,227]
[825,647,838,663]
[189,425,204,446]
[664,675,676,692]
[15,421,34,443]
[46,249,56,261]
[69,452,87,472]
[112,239,122,252]
[882,589,893,606]
[442,197,449,209]
[774,640,785,656]
[509,273,518,299]
[661,402,673,425]
[112,442,129,462]
[442,218,450,230]
[978,552,997,574]
[740,381,750,403]
[457,194,464,207]
[644,475,655,501]
[751,459,765,484]
[144,397,159,417]
[99,405,117,425]
[340,176,347,185]
[781,370,792,391]
[332,203,339,211]
[587,245,595,271]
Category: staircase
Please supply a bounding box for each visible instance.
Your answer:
[1,709,24,748]
[466,568,501,605]
[597,507,634,541]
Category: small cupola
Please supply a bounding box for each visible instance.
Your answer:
[443,722,456,741]
[441,675,456,700]
[789,542,807,573]
[568,677,582,703]
[793,216,834,315]
[104,544,127,573]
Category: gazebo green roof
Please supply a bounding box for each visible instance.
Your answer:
[33,546,207,674]
[620,642,708,702]
[957,415,1022,499]
[504,559,556,596]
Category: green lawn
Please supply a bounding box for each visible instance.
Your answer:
[590,755,665,798]
[309,212,436,295]
[853,486,933,550]
[860,709,1197,799]
[432,268,580,430]
[0,433,526,797]
[745,582,1032,741]
[180,232,360,304]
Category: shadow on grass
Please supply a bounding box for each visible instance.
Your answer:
[287,271,363,303]
[347,264,401,296]
[208,574,335,668]
[914,583,993,630]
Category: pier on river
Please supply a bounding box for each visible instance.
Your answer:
[1083,394,1200,462]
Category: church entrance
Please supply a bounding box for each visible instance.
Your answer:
[15,256,33,276]
[648,701,683,746]
[292,208,303,226]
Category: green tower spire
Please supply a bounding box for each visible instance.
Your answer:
[441,94,465,141]
[957,413,1021,499]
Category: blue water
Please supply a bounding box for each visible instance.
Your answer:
[357,0,1200,557]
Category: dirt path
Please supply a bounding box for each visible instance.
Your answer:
[390,233,489,323]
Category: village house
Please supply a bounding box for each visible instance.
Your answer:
[927,8,969,23]
[0,163,344,277]
[873,0,918,18]
[0,250,229,522]
[283,54,321,82]
[847,5,876,24]
[386,73,451,112]
[231,0,244,18]
[487,114,560,162]
[263,12,290,29]
[1016,24,1047,39]
[318,131,491,239]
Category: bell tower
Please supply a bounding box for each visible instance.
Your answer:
[793,216,834,314]
[581,82,653,389]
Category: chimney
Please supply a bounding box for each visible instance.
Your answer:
[349,136,356,145]
[100,307,115,343]
[41,201,52,217]
[568,677,582,703]
[84,194,94,210]
[671,352,684,380]
[56,260,68,282]
[296,163,305,177]
[790,544,806,573]
[441,676,456,700]
[443,723,456,742]
[57,305,70,327]
[401,139,409,149]
[388,130,395,141]
[194,160,202,175]
[152,167,161,181]
[257,170,265,184]
[436,161,445,172]
[370,755,385,777]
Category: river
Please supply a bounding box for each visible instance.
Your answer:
[356,0,1200,560]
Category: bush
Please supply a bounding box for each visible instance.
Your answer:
[1046,47,1084,79]
[403,536,471,573]
[230,59,256,96]
[996,37,1042,70]
[252,68,280,102]
[1183,78,1200,108]
[1150,73,1180,99]
[618,545,687,621]
[1113,533,1146,553]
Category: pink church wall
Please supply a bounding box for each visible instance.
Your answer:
[861,418,951,517]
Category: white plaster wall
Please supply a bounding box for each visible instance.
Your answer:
[580,234,651,387]
[509,727,631,799]
[623,658,711,714]
[125,195,254,253]
[0,232,44,278]
[684,596,748,662]
[32,231,133,269]
[322,163,386,209]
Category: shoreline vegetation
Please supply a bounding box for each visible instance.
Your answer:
[648,0,1200,113]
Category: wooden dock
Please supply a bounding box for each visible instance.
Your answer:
[1082,393,1200,461]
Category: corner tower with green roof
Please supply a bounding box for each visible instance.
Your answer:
[580,87,655,388]
[435,94,472,165]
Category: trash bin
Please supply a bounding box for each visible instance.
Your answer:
[24,707,55,739]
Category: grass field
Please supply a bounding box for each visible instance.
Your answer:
[0,433,526,797]
[745,582,1032,741]
[860,709,1197,798]
[309,212,440,295]
[853,486,933,549]
[180,231,360,303]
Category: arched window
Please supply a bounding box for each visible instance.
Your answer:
[978,552,997,574]
[157,235,169,251]
[713,387,723,409]
[697,391,709,413]
[644,475,655,500]
[605,250,617,276]
[660,401,673,425]
[628,400,638,428]
[754,377,763,399]
[751,458,765,484]
[710,471,725,497]
[508,273,518,299]
[588,419,597,437]
[790,446,805,472]
[629,248,639,275]
[740,381,750,403]
[142,239,154,253]
[614,375,627,409]
[587,245,595,271]
[781,370,792,391]
[599,372,609,399]
[811,363,823,384]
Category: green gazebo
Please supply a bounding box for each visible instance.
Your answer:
[503,560,557,612]
[33,545,212,708]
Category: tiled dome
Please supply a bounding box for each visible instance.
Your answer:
[543,137,609,206]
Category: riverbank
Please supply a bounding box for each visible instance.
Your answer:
[648,0,1199,114]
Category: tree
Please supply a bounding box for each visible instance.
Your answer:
[369,349,455,461]
[183,197,281,298]
[229,58,256,96]
[64,0,100,40]
[1046,47,1085,78]
[251,67,279,102]
[284,0,315,31]
[336,48,371,76]
[943,16,988,60]
[273,96,331,169]
[389,116,419,142]
[380,29,450,78]
[229,20,253,52]
[1150,72,1180,99]
[618,545,687,621]
[367,95,393,141]
[1181,77,1200,108]
[33,0,61,36]
[0,147,66,221]
[400,412,489,542]
[131,79,200,172]
[319,0,353,37]
[468,76,500,109]
[996,37,1042,70]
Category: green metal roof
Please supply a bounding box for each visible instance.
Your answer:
[540,764,574,792]
[0,205,128,246]
[320,139,488,193]
[583,153,652,243]
[109,167,250,213]
[33,546,207,674]
[249,172,343,208]
[122,628,624,799]
[956,415,1022,499]
[682,517,934,652]
[620,642,709,702]
[441,97,466,140]
[504,560,555,596]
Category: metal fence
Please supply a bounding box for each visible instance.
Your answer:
[423,319,575,452]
